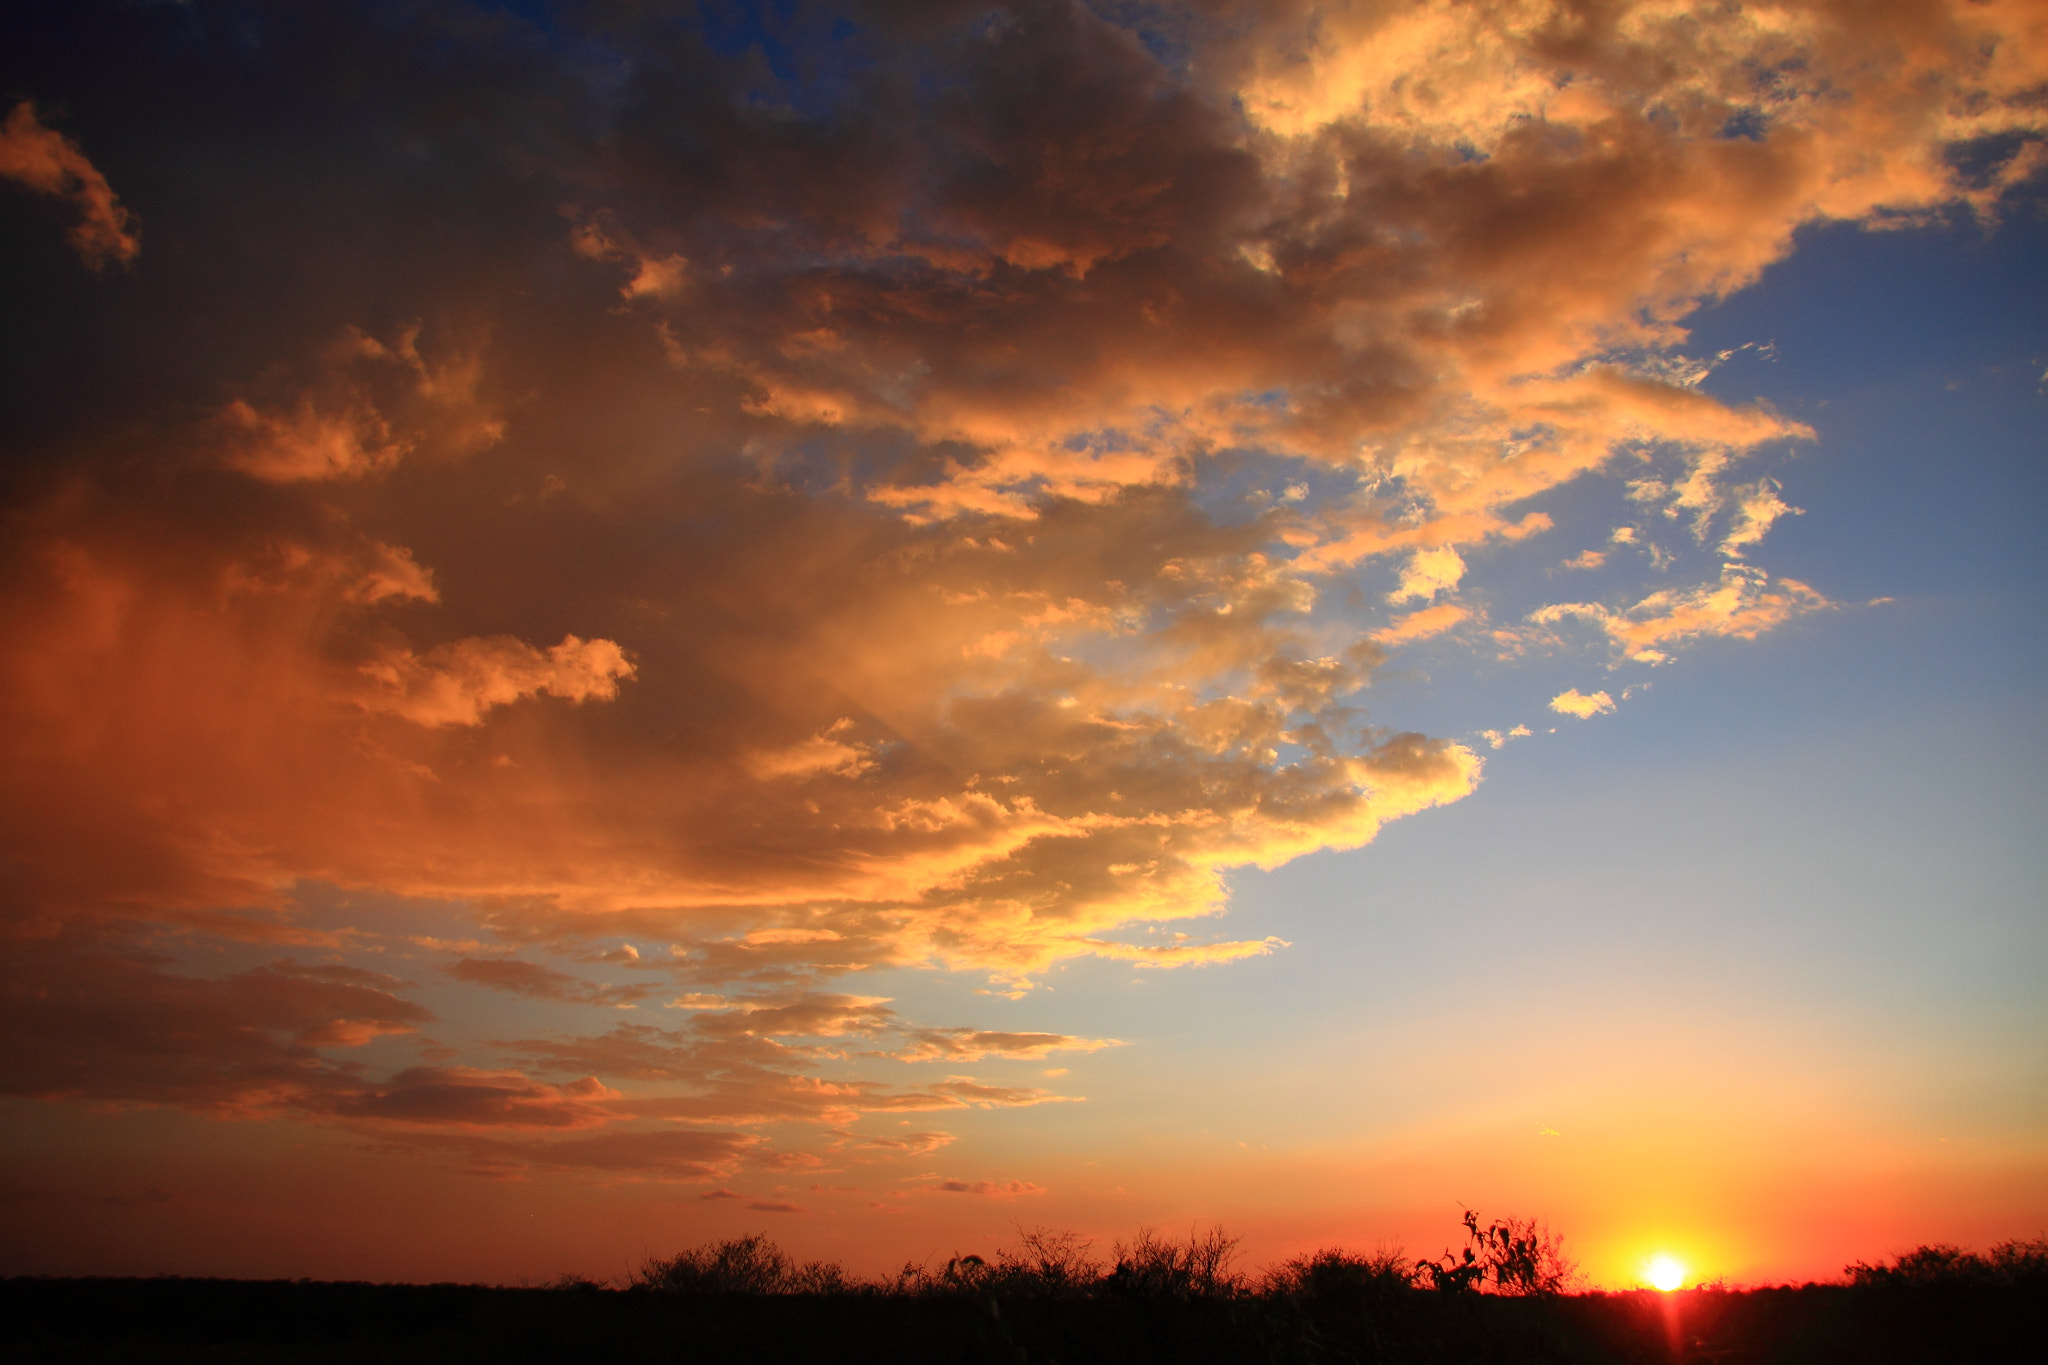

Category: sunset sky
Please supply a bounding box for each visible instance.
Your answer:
[2,0,2042,1290]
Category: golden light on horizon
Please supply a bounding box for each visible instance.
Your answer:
[1646,1255,1687,1292]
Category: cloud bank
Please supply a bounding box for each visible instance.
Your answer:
[1,0,2039,1181]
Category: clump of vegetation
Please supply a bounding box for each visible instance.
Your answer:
[983,1226,1109,1298]
[635,1232,847,1295]
[1262,1246,1418,1301]
[888,1225,1242,1300]
[1847,1236,2048,1287]
[1417,1210,1577,1295]
[1105,1227,1244,1299]
[1253,1244,1417,1309]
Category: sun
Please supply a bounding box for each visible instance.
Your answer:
[1646,1254,1687,1292]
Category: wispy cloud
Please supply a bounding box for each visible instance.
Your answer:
[0,101,138,267]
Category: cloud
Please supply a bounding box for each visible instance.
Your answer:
[1372,603,1469,645]
[1550,690,1616,720]
[335,1068,621,1130]
[0,941,431,1115]
[366,1126,758,1181]
[891,1029,1120,1063]
[214,326,504,483]
[1389,547,1467,604]
[1720,480,1803,558]
[446,957,652,1007]
[521,1128,749,1176]
[1531,566,1831,664]
[357,635,635,727]
[1481,725,1532,750]
[0,101,138,267]
[925,1178,1044,1198]
[215,398,408,484]
[743,720,875,781]
[1,0,2038,1181]
[852,1131,955,1156]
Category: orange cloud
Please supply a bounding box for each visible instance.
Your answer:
[1531,566,1831,665]
[0,101,137,267]
[1373,603,1470,646]
[357,634,635,728]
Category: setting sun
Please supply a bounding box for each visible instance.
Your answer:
[1647,1256,1688,1292]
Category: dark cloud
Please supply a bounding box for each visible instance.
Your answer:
[0,938,430,1113]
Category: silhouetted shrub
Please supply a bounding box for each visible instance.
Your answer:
[1419,1210,1577,1295]
[1264,1246,1418,1301]
[1104,1226,1243,1299]
[1848,1236,2048,1287]
[892,1251,998,1296]
[636,1233,845,1295]
[995,1226,1104,1296]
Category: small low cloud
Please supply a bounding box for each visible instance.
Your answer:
[852,1131,955,1156]
[1719,479,1802,558]
[1529,566,1830,664]
[926,1178,1044,1198]
[1388,546,1467,603]
[1372,602,1469,645]
[1549,689,1615,719]
[1481,724,1533,750]
[892,1028,1119,1063]
[744,720,875,781]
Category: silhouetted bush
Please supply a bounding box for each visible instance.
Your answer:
[1104,1226,1243,1299]
[1264,1246,1418,1300]
[891,1250,998,1296]
[635,1232,846,1295]
[1848,1235,2048,1287]
[891,1227,1110,1299]
[1419,1210,1577,1295]
[997,1225,1104,1296]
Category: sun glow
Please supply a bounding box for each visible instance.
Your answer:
[1646,1255,1687,1292]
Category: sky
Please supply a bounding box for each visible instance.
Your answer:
[1,0,2042,1290]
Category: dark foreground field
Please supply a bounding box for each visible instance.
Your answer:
[3,1273,2043,1364]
